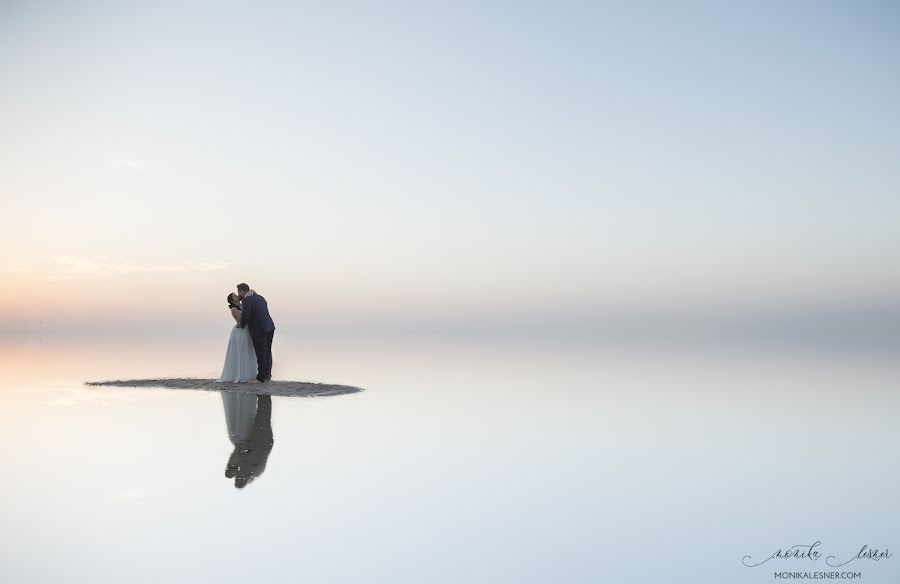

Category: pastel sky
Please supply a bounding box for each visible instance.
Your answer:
[1,1,899,334]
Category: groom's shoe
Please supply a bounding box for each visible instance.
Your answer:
[256,375,266,383]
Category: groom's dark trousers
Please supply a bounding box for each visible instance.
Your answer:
[240,293,276,381]
[249,328,274,381]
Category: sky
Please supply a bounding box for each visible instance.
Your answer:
[1,0,899,337]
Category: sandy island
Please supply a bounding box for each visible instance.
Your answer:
[85,378,364,398]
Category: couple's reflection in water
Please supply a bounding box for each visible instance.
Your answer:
[221,391,274,489]
[83,376,364,489]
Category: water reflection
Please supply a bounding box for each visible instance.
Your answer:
[82,376,363,489]
[222,392,274,488]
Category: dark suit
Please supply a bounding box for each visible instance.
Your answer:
[240,292,276,381]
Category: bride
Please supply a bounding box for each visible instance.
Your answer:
[218,292,258,382]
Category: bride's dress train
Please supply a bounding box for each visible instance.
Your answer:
[218,325,258,382]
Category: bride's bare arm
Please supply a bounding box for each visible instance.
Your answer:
[230,307,241,324]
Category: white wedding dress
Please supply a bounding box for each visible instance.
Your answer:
[218,324,258,382]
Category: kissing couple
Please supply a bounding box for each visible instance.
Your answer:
[218,283,276,384]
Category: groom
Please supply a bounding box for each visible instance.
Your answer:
[237,283,275,382]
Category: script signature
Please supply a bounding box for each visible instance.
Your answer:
[742,541,892,568]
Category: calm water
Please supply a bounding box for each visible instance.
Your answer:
[1,333,898,583]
